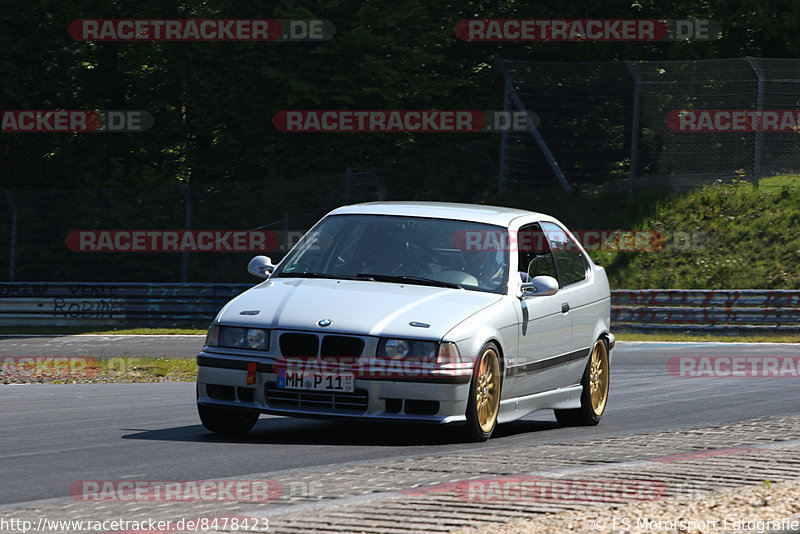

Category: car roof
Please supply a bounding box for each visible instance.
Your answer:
[327,201,550,227]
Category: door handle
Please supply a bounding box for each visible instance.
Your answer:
[561,302,570,313]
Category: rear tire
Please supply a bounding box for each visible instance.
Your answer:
[198,403,259,435]
[554,338,610,426]
[464,342,502,442]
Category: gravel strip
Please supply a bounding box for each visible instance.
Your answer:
[453,480,800,534]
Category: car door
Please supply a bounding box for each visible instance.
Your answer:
[510,223,573,396]
[540,221,594,387]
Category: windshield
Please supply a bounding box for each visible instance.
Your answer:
[275,214,509,293]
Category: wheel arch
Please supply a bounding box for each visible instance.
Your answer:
[457,335,506,377]
[483,337,505,376]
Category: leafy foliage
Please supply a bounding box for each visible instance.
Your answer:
[3,0,800,191]
[495,177,800,289]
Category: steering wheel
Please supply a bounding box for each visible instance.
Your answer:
[392,261,434,277]
[411,242,440,263]
[383,243,432,277]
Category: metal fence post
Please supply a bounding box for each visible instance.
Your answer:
[745,56,764,187]
[283,212,289,253]
[624,61,642,198]
[178,184,193,283]
[509,89,571,193]
[495,57,571,193]
[4,191,18,282]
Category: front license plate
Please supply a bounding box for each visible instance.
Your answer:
[277,370,354,392]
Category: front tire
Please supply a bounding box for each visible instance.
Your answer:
[198,403,259,435]
[464,342,502,441]
[555,338,610,426]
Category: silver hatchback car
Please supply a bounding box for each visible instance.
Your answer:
[196,202,613,441]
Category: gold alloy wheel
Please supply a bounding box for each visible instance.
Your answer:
[475,347,501,432]
[589,339,610,416]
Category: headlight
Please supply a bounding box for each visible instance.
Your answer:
[378,338,438,360]
[206,325,269,351]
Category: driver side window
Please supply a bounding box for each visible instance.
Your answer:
[517,224,558,281]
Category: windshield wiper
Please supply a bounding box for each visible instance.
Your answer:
[276,272,361,280]
[356,273,462,289]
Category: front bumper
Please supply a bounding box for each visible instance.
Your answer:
[196,351,472,424]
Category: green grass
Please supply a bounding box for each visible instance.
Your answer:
[615,332,800,343]
[604,178,800,289]
[758,174,800,188]
[491,176,800,289]
[1,356,197,384]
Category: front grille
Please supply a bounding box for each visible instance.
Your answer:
[265,384,368,412]
[279,333,319,358]
[278,333,365,360]
[321,335,364,358]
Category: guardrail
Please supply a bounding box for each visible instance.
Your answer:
[613,289,800,334]
[0,282,250,328]
[1,284,799,334]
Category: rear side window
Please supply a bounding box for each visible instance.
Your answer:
[540,222,588,287]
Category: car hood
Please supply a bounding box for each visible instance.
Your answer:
[215,277,503,339]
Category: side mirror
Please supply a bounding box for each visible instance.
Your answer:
[248,255,275,279]
[520,275,559,298]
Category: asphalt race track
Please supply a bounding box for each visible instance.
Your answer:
[0,340,798,510]
[0,334,205,359]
